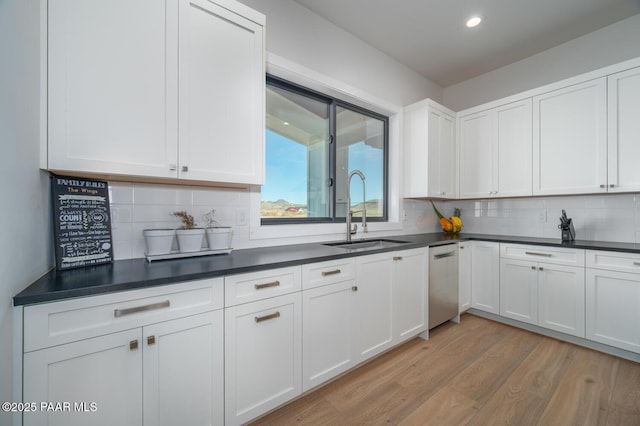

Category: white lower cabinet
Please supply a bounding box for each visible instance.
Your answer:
[392,248,428,342]
[500,259,585,337]
[500,259,538,325]
[471,242,500,314]
[22,279,224,426]
[458,242,472,312]
[302,259,357,392]
[302,280,357,392]
[586,250,640,353]
[301,248,426,393]
[24,329,143,426]
[224,292,302,425]
[538,263,585,337]
[143,311,224,426]
[355,252,395,361]
[499,244,585,338]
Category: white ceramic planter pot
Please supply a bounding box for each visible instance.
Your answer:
[143,229,176,255]
[205,227,233,250]
[176,228,205,253]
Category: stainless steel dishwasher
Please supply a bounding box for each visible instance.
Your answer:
[429,244,459,329]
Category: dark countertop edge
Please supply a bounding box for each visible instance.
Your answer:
[14,233,640,306]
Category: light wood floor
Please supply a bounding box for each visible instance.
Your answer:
[251,314,640,425]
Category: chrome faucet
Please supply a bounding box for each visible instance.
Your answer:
[346,170,367,242]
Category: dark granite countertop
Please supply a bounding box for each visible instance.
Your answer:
[14,233,640,306]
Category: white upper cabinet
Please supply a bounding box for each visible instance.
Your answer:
[47,0,176,179]
[459,99,532,198]
[178,0,264,184]
[458,109,493,198]
[607,66,640,192]
[533,78,607,195]
[46,0,265,186]
[403,99,457,198]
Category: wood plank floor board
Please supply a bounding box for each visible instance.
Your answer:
[606,358,640,425]
[537,348,619,426]
[448,326,543,405]
[251,314,640,426]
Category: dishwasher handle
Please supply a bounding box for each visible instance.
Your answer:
[433,251,456,260]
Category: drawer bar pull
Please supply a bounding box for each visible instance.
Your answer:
[633,262,640,267]
[393,256,403,261]
[434,252,455,259]
[321,269,341,276]
[114,300,170,318]
[255,311,280,323]
[524,251,552,257]
[255,280,280,290]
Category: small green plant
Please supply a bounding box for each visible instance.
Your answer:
[203,209,221,228]
[172,211,196,229]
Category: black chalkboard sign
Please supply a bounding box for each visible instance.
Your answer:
[51,174,113,270]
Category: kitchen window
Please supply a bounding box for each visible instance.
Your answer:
[262,76,388,224]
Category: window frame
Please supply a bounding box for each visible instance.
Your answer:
[262,75,389,225]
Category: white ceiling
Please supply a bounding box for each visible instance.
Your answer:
[293,0,640,87]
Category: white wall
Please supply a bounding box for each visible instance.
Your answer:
[444,13,640,111]
[238,0,442,106]
[0,0,53,422]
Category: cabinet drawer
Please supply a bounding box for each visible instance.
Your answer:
[500,244,584,266]
[225,266,301,307]
[302,259,355,290]
[586,250,640,273]
[24,278,223,352]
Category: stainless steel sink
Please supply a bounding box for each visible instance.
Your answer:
[323,239,409,251]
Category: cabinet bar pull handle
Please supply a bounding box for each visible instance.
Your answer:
[531,266,536,270]
[352,286,358,291]
[524,251,552,257]
[130,340,139,350]
[434,252,455,259]
[393,256,403,261]
[181,165,188,172]
[600,184,605,188]
[114,300,170,318]
[255,311,280,323]
[633,262,640,266]
[539,267,544,271]
[147,336,156,346]
[255,280,280,290]
[321,269,341,276]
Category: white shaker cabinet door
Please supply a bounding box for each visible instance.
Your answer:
[47,0,178,178]
[393,248,428,342]
[538,263,585,338]
[143,311,224,426]
[458,243,472,312]
[500,259,538,325]
[302,280,357,392]
[608,66,640,192]
[178,0,265,185]
[471,242,500,314]
[355,253,395,361]
[225,293,302,425]
[496,99,533,197]
[458,109,493,198]
[533,78,607,195]
[586,268,640,354]
[23,329,143,426]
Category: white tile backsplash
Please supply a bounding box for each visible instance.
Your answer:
[107,180,640,260]
[438,193,640,243]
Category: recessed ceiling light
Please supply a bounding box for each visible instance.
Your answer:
[466,15,482,28]
[283,121,290,126]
